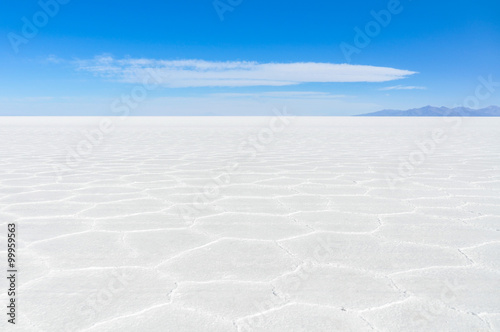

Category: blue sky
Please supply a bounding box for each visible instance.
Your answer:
[1,0,499,115]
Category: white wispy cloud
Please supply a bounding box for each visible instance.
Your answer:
[45,55,64,64]
[74,56,417,88]
[378,85,426,91]
[209,91,350,99]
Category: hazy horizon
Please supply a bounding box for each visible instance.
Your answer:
[1,0,499,115]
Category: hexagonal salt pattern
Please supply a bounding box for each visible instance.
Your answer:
[0,117,499,331]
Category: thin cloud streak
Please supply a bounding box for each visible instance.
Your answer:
[379,85,427,91]
[209,91,350,99]
[74,56,417,88]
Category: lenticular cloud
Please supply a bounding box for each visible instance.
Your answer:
[75,56,417,87]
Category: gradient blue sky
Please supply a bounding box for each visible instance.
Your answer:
[1,0,499,115]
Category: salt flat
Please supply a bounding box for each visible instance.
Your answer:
[0,116,499,331]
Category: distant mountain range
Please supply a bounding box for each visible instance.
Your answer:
[356,105,500,116]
